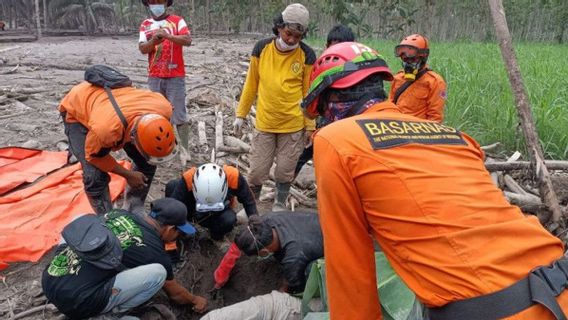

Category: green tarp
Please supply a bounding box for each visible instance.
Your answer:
[302,252,418,320]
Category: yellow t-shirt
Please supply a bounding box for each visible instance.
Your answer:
[236,38,316,132]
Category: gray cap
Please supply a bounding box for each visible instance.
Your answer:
[150,198,196,235]
[282,3,309,33]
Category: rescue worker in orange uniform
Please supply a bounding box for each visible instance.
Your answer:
[59,81,177,215]
[165,163,258,240]
[389,34,447,122]
[301,42,568,320]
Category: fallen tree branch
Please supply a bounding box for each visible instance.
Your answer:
[0,111,30,120]
[0,46,21,54]
[504,174,529,196]
[12,303,57,319]
[214,107,224,151]
[485,161,568,172]
[197,121,207,146]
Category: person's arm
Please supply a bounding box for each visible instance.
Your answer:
[302,64,316,131]
[235,174,258,217]
[162,280,208,312]
[168,176,196,217]
[425,75,447,122]
[139,35,164,54]
[236,56,260,119]
[280,245,310,294]
[84,131,119,172]
[314,135,382,319]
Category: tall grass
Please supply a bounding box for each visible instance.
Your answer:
[306,38,568,160]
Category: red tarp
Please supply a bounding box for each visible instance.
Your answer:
[0,147,129,271]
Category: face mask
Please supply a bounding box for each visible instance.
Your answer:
[402,61,421,81]
[323,100,358,123]
[276,37,299,52]
[149,4,166,17]
[324,98,382,124]
[257,252,274,261]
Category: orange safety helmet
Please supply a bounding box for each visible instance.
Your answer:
[301,42,393,119]
[131,114,177,165]
[395,34,430,62]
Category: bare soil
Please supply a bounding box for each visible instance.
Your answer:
[0,34,294,320]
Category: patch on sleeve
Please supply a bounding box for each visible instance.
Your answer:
[440,89,447,100]
[356,119,467,149]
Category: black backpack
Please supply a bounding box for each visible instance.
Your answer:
[84,65,132,89]
[84,65,132,144]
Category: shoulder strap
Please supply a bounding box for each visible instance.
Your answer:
[104,86,128,144]
[393,68,430,104]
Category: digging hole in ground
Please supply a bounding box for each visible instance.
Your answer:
[131,224,283,320]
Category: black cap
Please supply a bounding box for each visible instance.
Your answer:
[150,198,196,235]
[62,214,123,270]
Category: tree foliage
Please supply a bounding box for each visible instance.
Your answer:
[0,0,566,43]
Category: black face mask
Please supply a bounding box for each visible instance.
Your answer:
[402,61,421,81]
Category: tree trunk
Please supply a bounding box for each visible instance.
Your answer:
[487,0,564,225]
[35,0,41,37]
[42,0,47,29]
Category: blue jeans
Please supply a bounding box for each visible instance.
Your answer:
[100,263,167,315]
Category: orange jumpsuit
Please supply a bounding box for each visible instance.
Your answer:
[313,101,567,320]
[388,67,447,122]
[58,81,172,172]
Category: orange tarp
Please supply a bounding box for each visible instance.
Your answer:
[0,148,129,271]
[0,147,68,195]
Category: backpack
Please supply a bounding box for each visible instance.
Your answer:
[62,214,124,271]
[84,65,132,144]
[84,65,132,89]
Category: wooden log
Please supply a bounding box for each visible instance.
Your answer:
[0,111,29,120]
[218,145,249,154]
[485,161,568,172]
[0,46,21,54]
[224,136,251,152]
[197,121,207,146]
[480,142,501,152]
[215,107,224,151]
[0,64,19,75]
[504,174,529,196]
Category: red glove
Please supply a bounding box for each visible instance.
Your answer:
[213,242,241,289]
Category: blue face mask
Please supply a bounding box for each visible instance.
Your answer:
[149,4,166,17]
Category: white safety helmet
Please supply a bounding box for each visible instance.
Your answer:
[192,163,228,212]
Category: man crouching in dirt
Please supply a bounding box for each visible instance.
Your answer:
[59,81,177,215]
[165,163,258,240]
[235,212,322,294]
[199,212,322,320]
[42,198,208,319]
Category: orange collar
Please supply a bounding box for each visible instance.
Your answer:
[363,101,401,114]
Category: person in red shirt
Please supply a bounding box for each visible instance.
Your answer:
[389,34,447,122]
[301,42,568,320]
[139,0,192,155]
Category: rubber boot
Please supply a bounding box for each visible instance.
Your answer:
[87,188,113,215]
[272,182,290,212]
[250,185,262,201]
[177,123,190,150]
[176,123,191,166]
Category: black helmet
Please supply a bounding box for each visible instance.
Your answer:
[141,0,173,7]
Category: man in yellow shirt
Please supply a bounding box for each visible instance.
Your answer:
[233,3,316,211]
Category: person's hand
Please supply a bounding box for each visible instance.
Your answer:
[155,28,170,41]
[126,171,147,189]
[233,117,245,136]
[191,295,208,313]
[304,130,314,147]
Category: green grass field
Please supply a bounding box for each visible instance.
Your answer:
[306,38,568,160]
